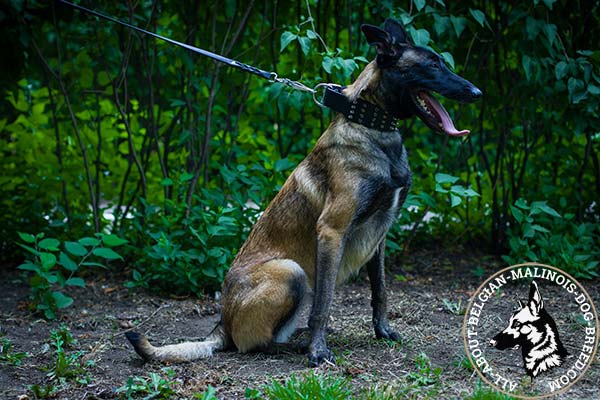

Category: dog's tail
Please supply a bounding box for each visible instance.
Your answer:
[125,324,228,362]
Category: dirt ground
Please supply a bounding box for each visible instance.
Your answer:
[1,248,598,399]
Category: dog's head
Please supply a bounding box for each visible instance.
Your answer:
[361,19,481,136]
[489,280,545,351]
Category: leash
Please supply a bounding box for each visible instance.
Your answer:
[57,0,398,132]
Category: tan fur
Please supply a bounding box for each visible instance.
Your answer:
[224,259,307,352]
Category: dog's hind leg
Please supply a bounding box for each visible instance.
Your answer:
[224,259,308,353]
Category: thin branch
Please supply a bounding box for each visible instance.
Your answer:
[31,36,101,232]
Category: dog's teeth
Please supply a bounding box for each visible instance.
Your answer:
[417,96,432,116]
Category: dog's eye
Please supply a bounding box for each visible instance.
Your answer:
[429,58,441,69]
[511,320,521,329]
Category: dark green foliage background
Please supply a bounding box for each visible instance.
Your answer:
[1,0,598,293]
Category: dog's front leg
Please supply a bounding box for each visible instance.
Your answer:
[307,217,347,367]
[367,240,400,341]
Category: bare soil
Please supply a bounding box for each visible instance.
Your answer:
[1,248,598,399]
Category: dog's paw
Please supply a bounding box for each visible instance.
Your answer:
[307,347,335,367]
[375,324,401,342]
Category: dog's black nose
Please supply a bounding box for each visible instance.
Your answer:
[470,87,483,99]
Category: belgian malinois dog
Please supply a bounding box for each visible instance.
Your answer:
[126,18,482,366]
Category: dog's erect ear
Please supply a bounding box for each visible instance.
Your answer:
[528,280,543,316]
[383,18,413,46]
[362,19,414,67]
[361,24,392,53]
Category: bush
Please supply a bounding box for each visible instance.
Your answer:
[124,161,284,296]
[503,198,599,278]
[17,232,127,319]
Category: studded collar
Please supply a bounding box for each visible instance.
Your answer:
[321,85,399,132]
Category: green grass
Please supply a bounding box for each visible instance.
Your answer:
[245,353,447,400]
[0,336,29,366]
[116,368,178,399]
[246,371,353,400]
[464,381,518,400]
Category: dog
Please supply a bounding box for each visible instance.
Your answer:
[125,18,482,366]
[489,280,569,378]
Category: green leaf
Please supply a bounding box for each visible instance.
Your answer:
[18,232,36,243]
[433,15,451,36]
[322,56,334,74]
[525,17,541,40]
[522,55,533,81]
[161,178,174,186]
[65,278,85,287]
[588,84,600,95]
[469,9,486,27]
[341,59,358,79]
[81,262,108,269]
[531,201,561,218]
[169,99,186,107]
[18,243,39,256]
[65,241,87,257]
[79,237,100,247]
[523,223,535,238]
[414,0,426,11]
[101,234,128,247]
[40,252,57,269]
[440,52,455,70]
[274,158,296,172]
[463,188,480,197]
[435,184,448,194]
[555,61,568,80]
[38,238,60,251]
[52,292,73,309]
[297,36,310,56]
[567,77,586,103]
[411,29,430,47]
[280,31,296,52]
[180,172,194,182]
[59,252,78,272]
[510,205,524,224]
[514,198,529,210]
[92,247,123,261]
[450,193,462,207]
[531,224,550,233]
[435,173,459,184]
[41,271,58,284]
[543,24,557,46]
[450,16,467,38]
[202,267,218,278]
[132,270,141,281]
[306,29,317,40]
[17,263,40,272]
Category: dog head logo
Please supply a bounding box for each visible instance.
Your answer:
[463,263,599,398]
[489,280,568,378]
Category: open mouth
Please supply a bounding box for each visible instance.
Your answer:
[410,90,470,136]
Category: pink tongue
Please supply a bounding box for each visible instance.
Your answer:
[421,92,470,136]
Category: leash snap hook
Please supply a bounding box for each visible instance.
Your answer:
[312,83,342,108]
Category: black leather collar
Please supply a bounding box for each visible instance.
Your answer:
[321,85,398,132]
